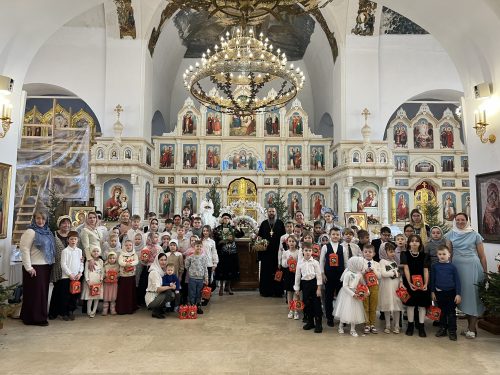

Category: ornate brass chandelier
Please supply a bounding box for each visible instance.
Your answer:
[183,27,305,115]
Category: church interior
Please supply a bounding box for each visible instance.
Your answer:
[0,0,500,373]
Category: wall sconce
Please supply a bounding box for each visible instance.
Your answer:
[474,110,496,144]
[0,75,14,138]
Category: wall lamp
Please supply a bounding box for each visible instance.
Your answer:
[474,110,496,144]
[0,75,14,138]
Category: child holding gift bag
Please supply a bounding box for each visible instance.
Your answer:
[59,231,84,321]
[334,256,367,337]
[378,242,404,334]
[82,247,104,318]
[116,240,139,314]
[362,244,382,334]
[401,234,431,337]
[281,235,302,320]
[102,251,120,315]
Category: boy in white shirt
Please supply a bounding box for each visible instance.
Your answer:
[342,228,362,258]
[60,231,84,321]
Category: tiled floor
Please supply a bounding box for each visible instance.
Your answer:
[0,291,499,374]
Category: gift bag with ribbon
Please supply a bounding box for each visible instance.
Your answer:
[312,244,321,259]
[201,285,212,301]
[188,305,198,319]
[104,269,118,284]
[274,269,283,282]
[364,271,378,287]
[287,257,297,273]
[426,305,442,321]
[396,286,410,303]
[90,283,102,297]
[355,284,369,301]
[329,252,339,267]
[178,305,189,320]
[411,275,424,290]
[69,280,81,294]
[140,248,152,264]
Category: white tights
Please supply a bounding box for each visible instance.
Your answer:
[341,322,357,331]
[384,311,401,328]
[87,300,98,317]
[287,291,294,307]
[407,306,426,324]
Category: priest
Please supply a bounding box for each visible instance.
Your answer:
[257,207,286,297]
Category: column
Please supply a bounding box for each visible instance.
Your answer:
[343,187,350,214]
[94,185,102,214]
[381,186,389,224]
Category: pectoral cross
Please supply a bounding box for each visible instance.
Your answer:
[270,229,274,237]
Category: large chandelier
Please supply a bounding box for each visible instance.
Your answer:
[183,27,305,115]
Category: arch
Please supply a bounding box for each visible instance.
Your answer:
[151,110,167,136]
[317,112,334,137]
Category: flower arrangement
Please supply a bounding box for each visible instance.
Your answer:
[252,238,269,252]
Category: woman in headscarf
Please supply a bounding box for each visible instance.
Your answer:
[79,211,103,269]
[19,210,56,326]
[48,215,72,320]
[145,253,175,319]
[409,209,430,244]
[444,212,488,339]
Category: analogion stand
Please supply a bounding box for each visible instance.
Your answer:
[232,238,259,289]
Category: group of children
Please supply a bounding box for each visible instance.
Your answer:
[55,213,220,321]
[279,221,462,340]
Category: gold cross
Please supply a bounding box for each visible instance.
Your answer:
[362,108,371,123]
[422,182,427,189]
[114,104,123,120]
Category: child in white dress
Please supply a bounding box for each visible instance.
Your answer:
[281,235,302,320]
[334,256,367,337]
[378,243,404,334]
[82,247,104,318]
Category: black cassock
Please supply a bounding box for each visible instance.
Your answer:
[257,219,286,297]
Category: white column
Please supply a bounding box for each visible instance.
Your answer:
[343,188,350,214]
[381,187,389,224]
[94,185,102,214]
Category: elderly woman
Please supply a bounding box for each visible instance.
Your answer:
[80,211,103,270]
[48,215,72,320]
[19,210,56,326]
[409,209,430,243]
[445,212,488,339]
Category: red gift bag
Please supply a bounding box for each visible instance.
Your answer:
[312,244,321,259]
[104,269,118,283]
[90,283,102,296]
[140,248,152,263]
[329,253,339,267]
[69,280,81,294]
[287,257,297,273]
[355,284,369,301]
[274,270,283,282]
[426,305,442,321]
[201,285,212,301]
[290,299,304,311]
[178,305,189,320]
[396,286,410,303]
[123,265,134,273]
[364,271,379,287]
[188,305,198,319]
[412,275,424,290]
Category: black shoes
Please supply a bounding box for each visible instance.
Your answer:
[152,309,165,319]
[449,331,457,341]
[303,320,315,330]
[314,318,323,333]
[326,318,334,327]
[436,327,448,337]
[197,306,204,314]
[418,323,427,338]
[405,322,414,336]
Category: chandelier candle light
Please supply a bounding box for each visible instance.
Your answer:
[183,27,305,115]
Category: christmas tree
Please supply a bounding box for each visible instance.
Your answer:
[47,187,63,231]
[422,200,450,234]
[270,187,290,222]
[478,271,500,317]
[0,275,17,323]
[207,181,221,218]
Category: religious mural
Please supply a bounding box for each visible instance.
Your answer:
[159,190,175,218]
[380,7,429,35]
[310,193,325,220]
[351,181,379,221]
[442,180,455,188]
[415,161,435,172]
[265,191,277,208]
[288,112,304,137]
[393,123,408,148]
[264,110,280,136]
[144,181,150,219]
[230,114,256,136]
[206,145,221,169]
[182,190,197,213]
[264,146,279,170]
[332,150,338,168]
[182,110,196,135]
[103,178,133,220]
[114,0,137,39]
[351,0,377,36]
[462,193,471,219]
[288,191,302,218]
[366,152,374,163]
[414,181,437,212]
[441,156,455,172]
[443,192,457,221]
[461,156,469,172]
[159,144,175,169]
[333,183,339,215]
[228,149,257,170]
[352,151,361,163]
[395,191,410,221]
[394,155,408,172]
[287,145,302,170]
[206,110,222,136]
[440,124,454,148]
[183,144,198,169]
[310,145,325,170]
[395,179,409,187]
[414,118,434,148]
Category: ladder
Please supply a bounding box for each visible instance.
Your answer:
[12,175,41,244]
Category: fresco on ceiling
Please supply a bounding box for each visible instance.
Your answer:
[114,0,136,39]
[173,9,315,60]
[380,7,429,35]
[351,0,377,36]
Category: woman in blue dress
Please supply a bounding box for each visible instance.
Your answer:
[444,212,488,339]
